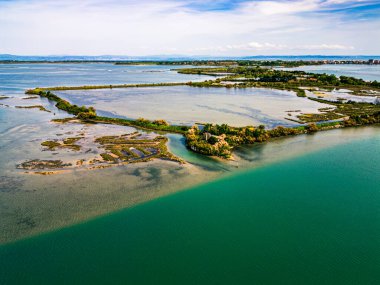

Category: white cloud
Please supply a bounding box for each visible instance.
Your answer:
[226,42,288,50]
[190,42,355,53]
[240,0,319,16]
[298,44,355,50]
[0,0,378,55]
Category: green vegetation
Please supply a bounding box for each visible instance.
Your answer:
[185,123,323,158]
[180,66,380,97]
[51,117,76,123]
[26,89,96,116]
[89,117,189,134]
[28,82,185,92]
[95,134,184,164]
[17,159,72,170]
[24,64,380,160]
[299,98,380,125]
[41,141,61,150]
[27,89,189,134]
[185,101,380,158]
[63,137,83,145]
[41,137,83,151]
[100,153,117,162]
[237,60,324,67]
[15,105,51,112]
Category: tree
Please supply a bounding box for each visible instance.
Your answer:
[306,123,318,133]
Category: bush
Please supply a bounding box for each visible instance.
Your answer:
[77,112,96,120]
[153,119,169,126]
[306,123,318,133]
[208,136,219,145]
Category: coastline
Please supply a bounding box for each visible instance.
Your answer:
[1,62,379,244]
[1,125,379,244]
[1,129,379,285]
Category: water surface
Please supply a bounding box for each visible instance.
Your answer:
[56,86,330,127]
[0,63,213,93]
[279,64,380,81]
[1,134,379,285]
[1,62,379,255]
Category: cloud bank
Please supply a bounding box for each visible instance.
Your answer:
[0,0,379,55]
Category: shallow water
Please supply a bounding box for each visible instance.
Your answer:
[0,98,223,243]
[1,133,379,285]
[0,63,213,93]
[279,64,380,81]
[305,89,378,104]
[56,86,330,127]
[0,64,218,242]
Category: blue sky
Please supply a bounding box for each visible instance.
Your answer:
[0,0,379,55]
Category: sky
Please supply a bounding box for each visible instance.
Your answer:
[0,0,379,56]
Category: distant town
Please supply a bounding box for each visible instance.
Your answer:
[0,58,379,66]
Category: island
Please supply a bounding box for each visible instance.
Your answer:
[22,62,380,163]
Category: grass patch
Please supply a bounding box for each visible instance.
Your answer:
[17,159,72,170]
[15,105,51,113]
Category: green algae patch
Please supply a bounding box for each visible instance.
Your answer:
[63,137,83,145]
[15,105,51,113]
[51,117,77,123]
[41,141,61,150]
[41,137,83,151]
[95,134,185,164]
[17,159,72,170]
[100,153,118,163]
[22,96,39,100]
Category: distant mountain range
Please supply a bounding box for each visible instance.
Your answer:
[0,54,378,62]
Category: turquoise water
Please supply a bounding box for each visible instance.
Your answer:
[1,135,379,285]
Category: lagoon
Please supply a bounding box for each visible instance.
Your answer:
[56,86,330,127]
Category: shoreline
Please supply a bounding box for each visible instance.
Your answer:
[2,125,379,245]
[0,125,379,246]
[0,159,222,245]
